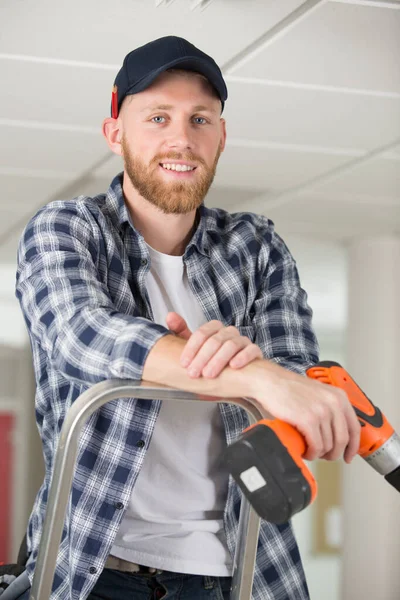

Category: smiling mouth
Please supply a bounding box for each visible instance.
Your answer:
[159,163,198,176]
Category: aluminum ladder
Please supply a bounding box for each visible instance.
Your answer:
[29,380,264,600]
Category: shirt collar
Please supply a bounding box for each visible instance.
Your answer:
[106,172,134,232]
[105,172,218,258]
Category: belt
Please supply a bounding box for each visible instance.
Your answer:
[105,555,164,577]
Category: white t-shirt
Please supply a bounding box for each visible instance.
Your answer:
[111,244,232,576]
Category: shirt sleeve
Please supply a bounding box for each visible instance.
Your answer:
[15,202,170,385]
[252,225,320,375]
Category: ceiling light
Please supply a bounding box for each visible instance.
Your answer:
[190,0,216,10]
[155,0,176,6]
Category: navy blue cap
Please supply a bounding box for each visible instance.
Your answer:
[111,36,228,117]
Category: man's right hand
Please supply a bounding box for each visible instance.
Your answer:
[143,334,361,465]
[244,360,361,464]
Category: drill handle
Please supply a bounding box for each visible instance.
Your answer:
[307,360,394,458]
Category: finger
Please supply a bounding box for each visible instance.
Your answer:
[229,344,263,369]
[202,338,252,378]
[301,417,324,461]
[180,321,225,368]
[187,330,242,377]
[182,323,240,369]
[166,312,192,341]
[343,404,361,464]
[318,416,334,458]
[298,426,323,460]
[322,402,349,461]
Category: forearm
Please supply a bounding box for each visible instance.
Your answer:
[51,309,170,384]
[16,205,172,387]
[142,333,288,403]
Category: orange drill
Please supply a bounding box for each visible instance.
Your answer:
[222,361,400,523]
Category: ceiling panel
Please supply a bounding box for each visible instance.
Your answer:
[0,217,26,264]
[265,195,400,242]
[272,219,381,242]
[0,232,19,264]
[0,0,304,65]
[383,143,400,158]
[0,176,83,264]
[74,177,115,200]
[310,156,400,199]
[234,1,400,94]
[92,154,124,180]
[0,0,399,266]
[204,185,261,211]
[0,175,68,216]
[1,59,114,127]
[0,125,109,173]
[214,144,357,191]
[222,82,400,150]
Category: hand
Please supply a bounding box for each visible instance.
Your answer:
[247,361,361,464]
[165,312,263,379]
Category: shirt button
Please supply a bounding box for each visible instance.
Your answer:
[136,440,145,448]
[115,502,124,510]
[141,258,148,266]
[89,567,97,575]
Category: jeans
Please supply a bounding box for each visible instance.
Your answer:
[14,568,232,600]
[88,568,232,600]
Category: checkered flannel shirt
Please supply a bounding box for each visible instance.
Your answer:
[15,173,319,600]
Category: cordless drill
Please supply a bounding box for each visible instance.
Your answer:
[222,361,400,523]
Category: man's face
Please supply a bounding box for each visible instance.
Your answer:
[119,71,226,215]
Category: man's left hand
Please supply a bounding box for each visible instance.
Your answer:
[165,312,263,379]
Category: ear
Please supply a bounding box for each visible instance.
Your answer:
[219,118,227,153]
[102,117,123,156]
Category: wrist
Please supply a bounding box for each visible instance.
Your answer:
[235,358,280,400]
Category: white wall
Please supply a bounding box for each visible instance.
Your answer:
[0,264,29,348]
[291,328,345,600]
[286,237,347,600]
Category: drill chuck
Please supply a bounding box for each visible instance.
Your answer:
[364,431,400,476]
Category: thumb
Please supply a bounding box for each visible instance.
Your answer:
[166,312,192,340]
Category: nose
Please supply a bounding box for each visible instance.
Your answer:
[166,119,194,152]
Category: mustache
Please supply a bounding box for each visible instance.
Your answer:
[152,152,207,167]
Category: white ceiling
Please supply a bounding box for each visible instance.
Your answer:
[0,0,399,341]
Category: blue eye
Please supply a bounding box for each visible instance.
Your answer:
[193,117,206,125]
[152,116,165,123]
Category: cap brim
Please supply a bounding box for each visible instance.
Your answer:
[126,56,227,110]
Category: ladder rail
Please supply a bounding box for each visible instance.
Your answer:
[29,380,264,600]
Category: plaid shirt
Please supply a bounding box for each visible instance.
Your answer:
[16,173,319,600]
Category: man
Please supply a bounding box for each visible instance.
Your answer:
[14,36,360,600]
